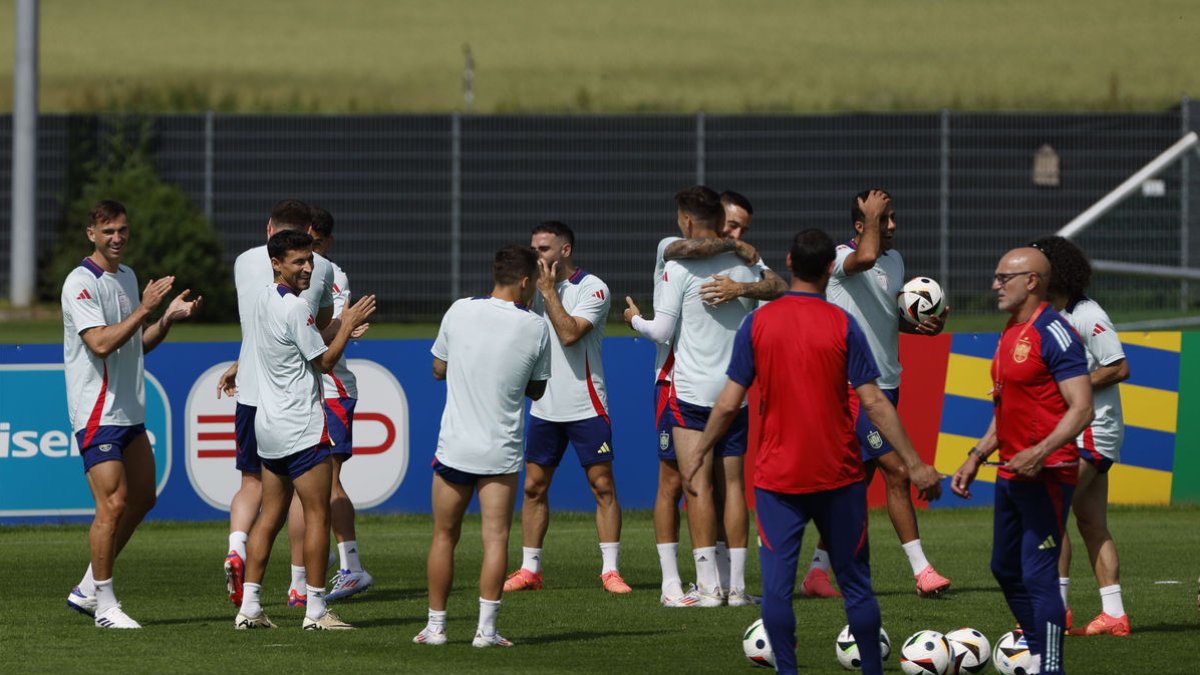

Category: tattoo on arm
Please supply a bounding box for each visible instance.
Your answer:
[663,238,736,261]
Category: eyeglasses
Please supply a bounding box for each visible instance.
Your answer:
[992,271,1036,285]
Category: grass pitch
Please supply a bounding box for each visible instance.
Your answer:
[4,507,1198,673]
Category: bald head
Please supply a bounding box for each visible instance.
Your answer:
[993,247,1051,317]
[1001,247,1050,278]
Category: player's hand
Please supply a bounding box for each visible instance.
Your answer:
[1006,447,1045,478]
[140,276,175,313]
[351,322,370,339]
[950,457,981,499]
[909,463,942,501]
[341,294,376,329]
[217,362,238,399]
[163,289,202,324]
[700,275,741,306]
[733,240,760,265]
[536,259,558,296]
[856,190,890,228]
[623,296,641,326]
[913,306,949,335]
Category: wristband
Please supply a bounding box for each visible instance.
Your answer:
[967,447,987,461]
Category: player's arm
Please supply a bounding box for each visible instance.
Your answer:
[1092,359,1129,389]
[143,289,203,353]
[1006,374,1093,478]
[898,306,949,336]
[664,237,759,265]
[839,190,890,276]
[700,268,787,305]
[952,416,998,499]
[855,380,941,501]
[537,260,594,346]
[686,378,749,485]
[311,295,376,374]
[217,361,238,398]
[79,276,174,358]
[432,357,447,380]
[525,323,553,400]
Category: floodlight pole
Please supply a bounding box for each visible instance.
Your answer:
[10,0,38,307]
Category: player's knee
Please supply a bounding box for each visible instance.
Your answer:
[97,492,127,520]
[523,479,549,502]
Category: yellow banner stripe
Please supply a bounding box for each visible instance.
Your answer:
[1107,463,1172,505]
[1117,331,1181,352]
[944,354,993,401]
[1117,384,1177,433]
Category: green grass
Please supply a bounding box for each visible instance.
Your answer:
[0,0,1194,113]
[5,507,1198,673]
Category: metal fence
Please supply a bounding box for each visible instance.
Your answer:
[2,101,1197,321]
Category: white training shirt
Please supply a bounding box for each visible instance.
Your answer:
[826,242,904,390]
[652,236,682,383]
[61,259,146,432]
[252,283,330,459]
[1061,296,1125,460]
[234,244,335,407]
[432,296,552,475]
[530,268,611,422]
[653,252,764,407]
[320,260,359,400]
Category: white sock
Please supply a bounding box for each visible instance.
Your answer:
[522,547,543,574]
[478,597,501,636]
[901,539,932,576]
[1028,653,1042,674]
[1099,584,1125,618]
[338,540,363,573]
[809,547,831,573]
[694,546,720,593]
[1059,577,1070,606]
[715,541,730,590]
[729,548,748,593]
[228,531,248,560]
[94,578,117,614]
[426,608,447,633]
[599,542,620,574]
[290,565,307,594]
[305,585,327,621]
[657,542,683,597]
[240,582,262,617]
[78,564,97,595]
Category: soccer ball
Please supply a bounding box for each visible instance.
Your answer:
[742,618,774,668]
[991,630,1034,675]
[898,629,953,675]
[944,627,991,674]
[834,624,891,670]
[897,276,945,325]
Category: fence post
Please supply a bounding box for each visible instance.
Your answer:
[1182,96,1190,311]
[939,109,951,291]
[203,110,214,223]
[695,111,706,185]
[450,112,462,300]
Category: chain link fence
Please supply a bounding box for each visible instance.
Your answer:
[3,101,1197,321]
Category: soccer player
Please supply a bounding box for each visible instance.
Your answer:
[719,190,753,241]
[625,185,778,607]
[233,229,375,630]
[217,199,337,609]
[63,200,202,628]
[413,245,551,648]
[503,221,630,594]
[694,228,942,675]
[1031,235,1131,636]
[952,247,1093,675]
[802,189,952,600]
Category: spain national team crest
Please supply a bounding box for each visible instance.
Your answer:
[867,429,883,450]
[659,430,670,451]
[1013,337,1032,363]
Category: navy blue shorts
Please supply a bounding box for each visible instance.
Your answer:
[234,403,261,473]
[1077,447,1114,474]
[655,381,678,462]
[261,445,331,480]
[849,386,901,462]
[673,397,750,458]
[76,423,147,472]
[525,415,613,468]
[431,457,498,486]
[324,397,357,457]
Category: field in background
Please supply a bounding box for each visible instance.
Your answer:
[5,508,1198,673]
[0,0,1194,114]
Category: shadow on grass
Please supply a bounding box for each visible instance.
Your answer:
[519,628,660,645]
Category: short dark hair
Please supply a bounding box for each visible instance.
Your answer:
[269,199,312,231]
[674,185,724,231]
[494,244,539,286]
[788,229,836,282]
[267,229,313,262]
[850,189,891,225]
[720,191,754,215]
[310,205,334,237]
[531,220,575,248]
[1030,235,1091,300]
[89,200,126,228]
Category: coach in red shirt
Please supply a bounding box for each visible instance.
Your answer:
[693,228,941,675]
[952,247,1093,675]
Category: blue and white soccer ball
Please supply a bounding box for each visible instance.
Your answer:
[835,624,891,670]
[899,629,953,675]
[898,276,945,325]
[742,618,774,668]
[944,627,991,674]
[991,630,1034,675]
